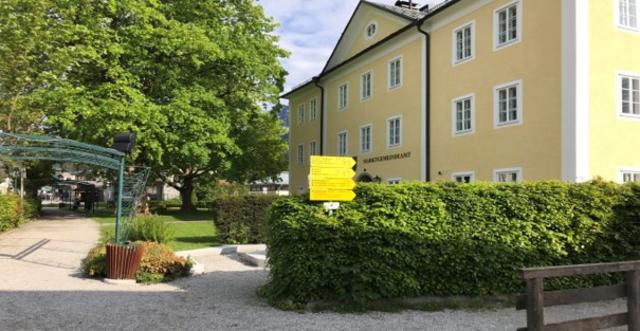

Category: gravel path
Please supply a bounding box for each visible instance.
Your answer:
[0,209,627,330]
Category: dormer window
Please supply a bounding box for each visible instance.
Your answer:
[365,21,378,40]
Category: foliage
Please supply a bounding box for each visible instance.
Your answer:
[194,182,249,207]
[0,0,289,210]
[261,181,640,307]
[82,241,191,283]
[213,195,278,244]
[0,194,38,232]
[128,215,175,244]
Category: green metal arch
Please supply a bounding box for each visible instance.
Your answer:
[0,132,144,243]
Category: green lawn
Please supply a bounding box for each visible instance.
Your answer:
[93,208,222,251]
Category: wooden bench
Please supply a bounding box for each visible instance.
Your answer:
[516,260,640,331]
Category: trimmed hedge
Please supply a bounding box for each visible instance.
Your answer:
[262,181,640,306]
[0,194,39,232]
[213,195,279,244]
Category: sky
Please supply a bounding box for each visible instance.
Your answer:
[259,0,443,96]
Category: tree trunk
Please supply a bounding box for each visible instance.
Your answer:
[179,177,195,212]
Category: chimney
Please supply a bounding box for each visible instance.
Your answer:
[394,1,419,10]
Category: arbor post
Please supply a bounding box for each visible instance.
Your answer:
[115,157,125,243]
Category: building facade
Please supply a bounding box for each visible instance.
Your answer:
[283,0,640,193]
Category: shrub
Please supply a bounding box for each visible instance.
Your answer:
[82,241,191,283]
[0,194,38,232]
[128,216,175,244]
[261,181,640,306]
[213,195,278,244]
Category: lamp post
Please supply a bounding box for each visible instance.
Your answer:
[111,133,136,243]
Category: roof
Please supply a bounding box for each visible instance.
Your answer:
[363,1,428,21]
[281,0,462,99]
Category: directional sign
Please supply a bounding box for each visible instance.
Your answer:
[310,190,356,202]
[309,156,357,202]
[309,167,355,178]
[310,178,356,190]
[310,156,356,169]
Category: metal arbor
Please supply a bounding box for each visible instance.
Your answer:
[0,132,149,242]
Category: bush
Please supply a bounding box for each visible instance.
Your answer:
[0,194,39,232]
[261,181,640,306]
[82,241,191,283]
[213,195,278,244]
[128,216,175,244]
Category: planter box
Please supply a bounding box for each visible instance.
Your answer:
[106,243,144,280]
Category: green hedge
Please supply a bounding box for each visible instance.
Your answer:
[262,181,640,306]
[213,195,279,244]
[0,194,39,232]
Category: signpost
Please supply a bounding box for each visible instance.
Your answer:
[309,156,356,203]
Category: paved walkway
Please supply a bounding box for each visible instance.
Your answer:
[0,209,627,330]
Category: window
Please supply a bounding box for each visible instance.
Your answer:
[309,141,317,158]
[621,169,640,182]
[452,94,474,135]
[309,98,317,121]
[387,116,402,147]
[388,178,401,185]
[296,144,304,165]
[452,172,475,183]
[297,105,304,126]
[494,168,522,183]
[365,21,378,39]
[361,71,373,100]
[620,74,640,117]
[494,80,523,127]
[453,22,474,64]
[337,131,348,156]
[494,1,521,49]
[619,0,639,30]
[388,57,402,89]
[360,124,372,153]
[338,84,348,110]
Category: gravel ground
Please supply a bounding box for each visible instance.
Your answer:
[0,210,628,331]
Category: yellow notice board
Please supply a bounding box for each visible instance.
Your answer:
[309,156,356,202]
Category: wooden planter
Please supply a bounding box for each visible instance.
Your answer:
[105,243,144,280]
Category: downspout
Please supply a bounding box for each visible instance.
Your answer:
[416,23,431,181]
[313,77,325,155]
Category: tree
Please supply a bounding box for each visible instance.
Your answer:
[1,0,289,210]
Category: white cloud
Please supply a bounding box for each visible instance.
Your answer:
[259,0,447,98]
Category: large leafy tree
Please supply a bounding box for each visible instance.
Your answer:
[0,0,289,210]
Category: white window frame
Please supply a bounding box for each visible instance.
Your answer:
[452,93,476,136]
[494,79,524,128]
[309,98,317,121]
[361,70,373,101]
[387,115,402,148]
[338,83,349,110]
[493,167,523,183]
[619,167,640,183]
[337,130,348,156]
[617,71,640,120]
[452,20,476,66]
[359,123,373,154]
[364,20,378,40]
[297,104,304,126]
[308,140,317,158]
[388,56,403,90]
[452,171,475,183]
[616,0,639,32]
[296,144,304,165]
[387,177,402,185]
[493,0,523,51]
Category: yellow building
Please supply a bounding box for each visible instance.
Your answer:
[283,0,640,193]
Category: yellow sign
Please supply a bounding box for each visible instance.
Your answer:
[310,178,356,190]
[310,156,356,168]
[310,190,356,202]
[309,167,355,178]
[309,156,357,202]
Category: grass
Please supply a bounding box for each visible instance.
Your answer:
[93,208,222,251]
